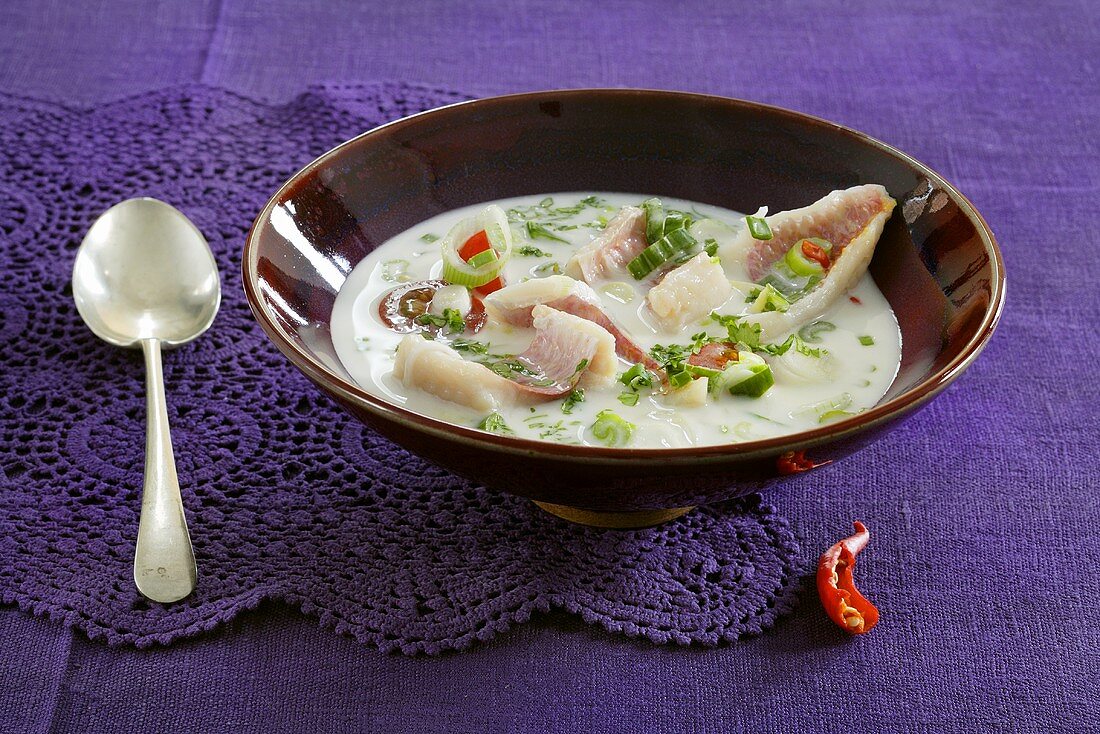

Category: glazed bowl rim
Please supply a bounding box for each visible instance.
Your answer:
[242,88,1006,464]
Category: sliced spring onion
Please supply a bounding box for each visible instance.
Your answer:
[798,320,836,343]
[745,215,772,240]
[663,211,688,234]
[784,241,826,277]
[590,410,635,447]
[858,335,875,346]
[617,392,640,407]
[618,363,655,391]
[667,369,694,389]
[439,205,513,288]
[727,364,774,397]
[794,392,853,419]
[747,284,791,314]
[466,248,498,269]
[819,409,856,423]
[685,364,722,379]
[380,259,410,283]
[710,352,774,398]
[599,281,635,304]
[703,237,719,257]
[643,198,665,244]
[626,228,698,280]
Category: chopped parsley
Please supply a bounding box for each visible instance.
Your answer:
[710,312,823,357]
[478,412,513,435]
[416,308,465,334]
[524,221,569,243]
[517,245,553,257]
[561,389,585,414]
[450,338,489,354]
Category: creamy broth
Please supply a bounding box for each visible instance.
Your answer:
[331,192,901,448]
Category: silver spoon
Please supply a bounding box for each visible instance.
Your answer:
[72,198,220,603]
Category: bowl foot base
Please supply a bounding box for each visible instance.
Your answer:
[532,501,695,528]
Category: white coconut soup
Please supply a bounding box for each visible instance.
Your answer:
[331,191,901,448]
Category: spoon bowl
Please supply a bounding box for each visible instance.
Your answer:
[73,198,220,347]
[73,197,220,602]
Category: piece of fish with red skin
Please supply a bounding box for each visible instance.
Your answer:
[743,185,895,281]
[378,279,486,335]
[503,305,617,397]
[485,276,661,372]
[564,206,648,283]
[687,342,739,370]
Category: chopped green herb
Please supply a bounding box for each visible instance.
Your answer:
[478,412,513,435]
[590,410,635,447]
[482,358,553,386]
[419,233,439,243]
[858,335,876,346]
[703,238,719,257]
[539,197,554,208]
[525,221,569,243]
[517,245,553,257]
[561,389,585,414]
[573,358,590,375]
[711,312,763,349]
[416,308,465,334]
[450,338,489,354]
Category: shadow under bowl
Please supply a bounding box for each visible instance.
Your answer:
[242,89,1004,524]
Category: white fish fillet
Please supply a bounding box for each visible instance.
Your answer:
[646,252,733,331]
[484,275,601,326]
[740,185,896,340]
[528,305,617,388]
[393,334,517,411]
[564,206,647,283]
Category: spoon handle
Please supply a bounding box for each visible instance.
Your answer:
[133,338,197,603]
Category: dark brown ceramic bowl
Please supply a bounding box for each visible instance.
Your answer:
[242,89,1004,527]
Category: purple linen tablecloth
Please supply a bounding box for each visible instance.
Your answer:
[1,1,1098,732]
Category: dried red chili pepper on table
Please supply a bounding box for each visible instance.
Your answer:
[817,521,879,634]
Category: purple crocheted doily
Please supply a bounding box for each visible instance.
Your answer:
[0,84,802,653]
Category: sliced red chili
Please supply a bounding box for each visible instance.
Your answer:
[457,230,505,296]
[475,276,504,296]
[776,450,831,475]
[378,279,486,335]
[817,521,879,635]
[849,295,862,305]
[688,342,739,370]
[458,230,491,261]
[801,239,831,271]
